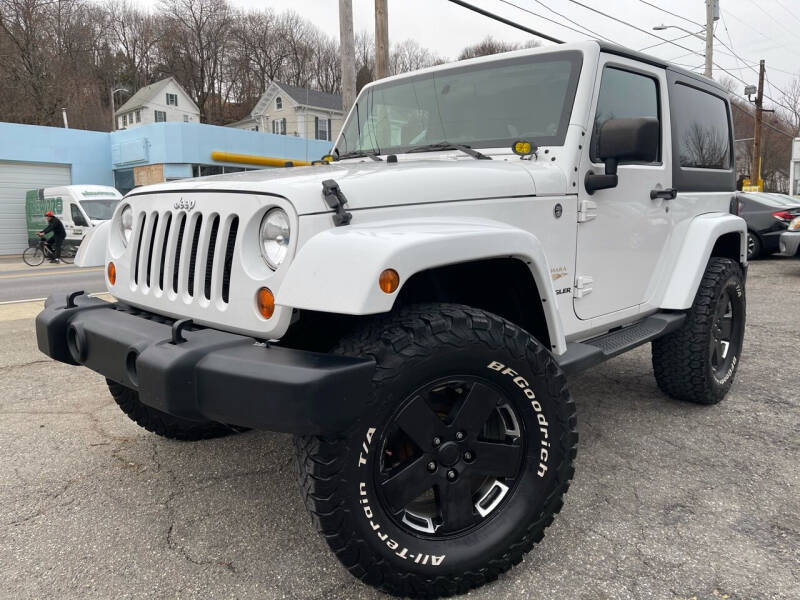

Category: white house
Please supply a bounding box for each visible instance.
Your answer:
[115,77,200,130]
[227,81,344,142]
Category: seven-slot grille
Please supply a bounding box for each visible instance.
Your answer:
[130,209,239,303]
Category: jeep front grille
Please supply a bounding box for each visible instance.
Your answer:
[130,209,239,303]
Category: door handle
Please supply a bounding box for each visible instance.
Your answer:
[650,187,677,200]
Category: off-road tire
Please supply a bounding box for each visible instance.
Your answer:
[295,303,577,598]
[652,258,746,404]
[107,379,244,441]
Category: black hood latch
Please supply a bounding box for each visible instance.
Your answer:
[321,179,353,227]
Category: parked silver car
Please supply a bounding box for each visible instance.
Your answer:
[778,216,800,257]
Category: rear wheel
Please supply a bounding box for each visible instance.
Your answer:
[652,257,746,404]
[22,245,44,266]
[295,304,577,598]
[107,379,245,441]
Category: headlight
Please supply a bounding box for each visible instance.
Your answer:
[789,216,800,231]
[120,205,133,246]
[259,208,290,269]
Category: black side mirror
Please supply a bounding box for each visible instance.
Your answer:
[585,117,659,195]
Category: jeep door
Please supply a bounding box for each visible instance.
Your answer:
[574,57,672,320]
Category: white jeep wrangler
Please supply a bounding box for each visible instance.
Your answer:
[37,41,747,597]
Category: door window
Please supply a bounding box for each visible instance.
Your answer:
[591,67,660,163]
[70,204,88,227]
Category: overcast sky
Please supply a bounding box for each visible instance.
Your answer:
[140,0,800,108]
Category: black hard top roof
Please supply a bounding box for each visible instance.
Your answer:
[596,40,730,95]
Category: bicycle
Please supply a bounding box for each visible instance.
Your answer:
[22,239,76,266]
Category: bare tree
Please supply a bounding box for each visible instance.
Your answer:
[158,0,232,123]
[0,0,448,130]
[390,39,443,75]
[458,36,539,60]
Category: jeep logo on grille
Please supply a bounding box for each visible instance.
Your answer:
[174,198,196,211]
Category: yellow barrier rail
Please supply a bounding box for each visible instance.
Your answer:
[210,151,311,168]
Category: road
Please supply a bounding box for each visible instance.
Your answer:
[0,262,105,302]
[0,258,798,600]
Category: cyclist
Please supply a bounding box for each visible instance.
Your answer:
[37,211,66,263]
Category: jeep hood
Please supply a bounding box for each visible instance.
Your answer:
[126,159,568,215]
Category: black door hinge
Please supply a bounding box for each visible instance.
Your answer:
[321,179,352,227]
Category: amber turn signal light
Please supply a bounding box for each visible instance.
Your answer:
[107,262,116,285]
[256,287,275,319]
[379,269,400,294]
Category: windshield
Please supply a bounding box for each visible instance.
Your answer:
[80,199,120,220]
[335,50,582,157]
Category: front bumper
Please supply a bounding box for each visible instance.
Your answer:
[777,231,800,257]
[36,292,375,434]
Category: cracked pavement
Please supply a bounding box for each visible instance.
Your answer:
[1,258,798,599]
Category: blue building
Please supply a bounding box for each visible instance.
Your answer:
[0,121,333,254]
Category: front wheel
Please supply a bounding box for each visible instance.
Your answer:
[652,257,746,404]
[295,304,577,598]
[747,231,761,260]
[22,245,44,266]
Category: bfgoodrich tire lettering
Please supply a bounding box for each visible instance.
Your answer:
[295,304,577,598]
[652,257,746,404]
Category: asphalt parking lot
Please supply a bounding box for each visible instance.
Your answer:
[1,258,798,600]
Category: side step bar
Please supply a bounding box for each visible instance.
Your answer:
[555,312,686,375]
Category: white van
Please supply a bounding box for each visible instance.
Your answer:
[25,185,123,247]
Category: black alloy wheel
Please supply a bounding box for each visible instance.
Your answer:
[710,291,737,380]
[375,377,524,537]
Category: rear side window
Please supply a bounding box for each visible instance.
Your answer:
[667,71,735,192]
[591,67,659,163]
[672,83,731,169]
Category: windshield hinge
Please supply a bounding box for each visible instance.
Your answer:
[574,275,593,298]
[321,179,352,227]
[577,199,597,223]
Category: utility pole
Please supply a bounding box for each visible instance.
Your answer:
[375,0,389,80]
[751,59,766,191]
[110,87,116,131]
[339,0,356,114]
[704,0,716,79]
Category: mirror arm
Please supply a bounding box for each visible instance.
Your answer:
[584,157,619,195]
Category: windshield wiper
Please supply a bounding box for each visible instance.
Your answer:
[405,142,491,160]
[336,150,383,162]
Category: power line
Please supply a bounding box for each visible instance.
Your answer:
[445,0,563,44]
[730,93,795,140]
[714,61,794,114]
[721,7,771,41]
[495,0,611,41]
[636,0,703,29]
[563,0,701,56]
[526,0,615,43]
[639,32,700,53]
[745,0,797,40]
[773,0,800,27]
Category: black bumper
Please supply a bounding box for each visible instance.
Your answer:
[36,293,375,435]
